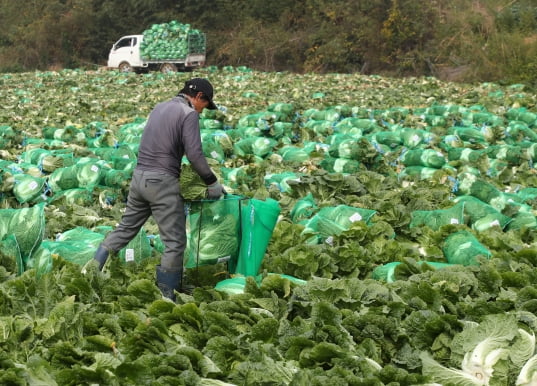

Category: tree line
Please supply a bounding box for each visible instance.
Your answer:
[1,0,536,86]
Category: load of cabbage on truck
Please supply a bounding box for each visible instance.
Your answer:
[107,21,206,73]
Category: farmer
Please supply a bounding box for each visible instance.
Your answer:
[91,78,225,301]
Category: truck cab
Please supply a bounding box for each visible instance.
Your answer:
[107,35,144,72]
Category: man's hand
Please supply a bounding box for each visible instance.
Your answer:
[207,181,225,199]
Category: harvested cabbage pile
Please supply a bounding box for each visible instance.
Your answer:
[140,20,205,60]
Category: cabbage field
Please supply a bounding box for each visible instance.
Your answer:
[2,67,537,385]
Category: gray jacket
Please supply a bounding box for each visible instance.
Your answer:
[136,95,217,185]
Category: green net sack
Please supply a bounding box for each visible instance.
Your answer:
[399,128,436,148]
[0,234,24,276]
[0,203,46,266]
[199,119,224,130]
[48,165,80,192]
[447,126,487,144]
[442,230,491,266]
[102,169,131,189]
[327,135,364,160]
[290,193,319,223]
[399,166,444,180]
[140,21,205,60]
[118,228,153,264]
[372,261,454,283]
[447,147,488,164]
[21,147,51,166]
[456,173,504,211]
[185,195,244,270]
[303,205,376,242]
[42,125,86,144]
[0,168,15,192]
[201,138,225,163]
[265,172,302,193]
[25,245,53,277]
[13,174,47,204]
[233,137,277,158]
[320,157,361,173]
[278,145,313,163]
[42,227,105,266]
[368,131,403,148]
[486,145,528,166]
[0,125,21,148]
[409,202,465,230]
[506,212,537,231]
[335,118,381,134]
[49,188,94,206]
[76,160,104,188]
[235,198,280,276]
[41,152,75,173]
[400,149,446,168]
[453,196,512,231]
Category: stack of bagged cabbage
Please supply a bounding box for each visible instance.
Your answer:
[140,20,205,60]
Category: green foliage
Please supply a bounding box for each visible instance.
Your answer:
[0,0,536,83]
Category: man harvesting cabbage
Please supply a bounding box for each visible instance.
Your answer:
[91,78,225,301]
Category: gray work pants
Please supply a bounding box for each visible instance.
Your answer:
[101,169,186,271]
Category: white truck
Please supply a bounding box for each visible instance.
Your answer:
[107,33,206,73]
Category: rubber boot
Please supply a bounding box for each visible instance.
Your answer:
[156,265,182,302]
[93,245,110,271]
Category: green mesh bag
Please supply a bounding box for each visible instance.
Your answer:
[447,126,487,144]
[48,165,79,192]
[0,169,15,192]
[506,212,537,231]
[199,118,224,130]
[265,172,302,193]
[327,136,363,160]
[303,120,335,136]
[42,125,86,143]
[185,195,244,270]
[235,198,280,276]
[268,102,295,115]
[369,131,403,148]
[13,174,47,204]
[453,196,512,231]
[103,169,130,189]
[25,245,53,277]
[290,193,319,223]
[50,227,105,266]
[118,228,152,264]
[21,148,51,166]
[442,230,491,266]
[41,152,75,173]
[372,261,453,283]
[0,203,46,265]
[49,188,94,206]
[233,137,277,158]
[75,160,104,188]
[400,148,446,168]
[398,128,435,148]
[409,202,465,230]
[320,157,361,173]
[0,234,24,276]
[302,205,376,242]
[278,145,313,163]
[457,173,504,211]
[399,166,445,180]
[335,117,381,134]
[447,147,488,163]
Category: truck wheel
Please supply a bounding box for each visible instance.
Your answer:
[160,63,177,73]
[118,62,133,73]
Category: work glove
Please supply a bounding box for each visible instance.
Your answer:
[207,181,225,199]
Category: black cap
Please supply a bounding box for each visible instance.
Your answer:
[185,78,217,110]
